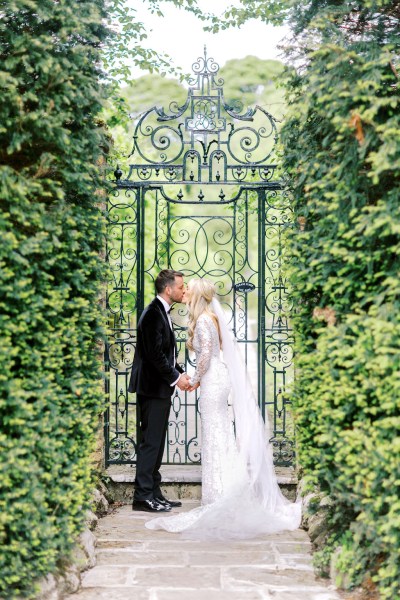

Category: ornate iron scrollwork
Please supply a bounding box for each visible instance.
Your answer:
[105,49,295,468]
[120,46,279,186]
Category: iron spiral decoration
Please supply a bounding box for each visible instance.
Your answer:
[119,46,279,184]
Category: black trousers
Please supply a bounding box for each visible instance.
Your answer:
[134,394,171,501]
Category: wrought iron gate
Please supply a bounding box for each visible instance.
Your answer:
[105,49,295,468]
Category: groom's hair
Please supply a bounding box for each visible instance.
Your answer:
[155,269,184,294]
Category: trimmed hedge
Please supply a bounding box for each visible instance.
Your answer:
[280,1,400,597]
[0,1,109,597]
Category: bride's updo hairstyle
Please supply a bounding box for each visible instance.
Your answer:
[186,279,221,351]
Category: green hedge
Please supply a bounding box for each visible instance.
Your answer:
[280,1,400,597]
[0,1,110,597]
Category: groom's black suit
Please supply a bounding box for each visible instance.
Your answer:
[128,297,184,501]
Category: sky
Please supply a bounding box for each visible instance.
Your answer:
[130,0,290,77]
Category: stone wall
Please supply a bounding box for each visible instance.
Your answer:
[31,481,110,600]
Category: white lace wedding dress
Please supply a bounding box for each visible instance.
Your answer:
[146,309,301,540]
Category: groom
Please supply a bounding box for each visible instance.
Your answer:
[128,269,190,512]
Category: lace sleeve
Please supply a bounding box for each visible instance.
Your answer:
[189,316,214,386]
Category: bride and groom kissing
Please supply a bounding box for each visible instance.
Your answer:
[128,269,300,539]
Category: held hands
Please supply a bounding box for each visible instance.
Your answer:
[176,374,200,393]
[176,373,191,391]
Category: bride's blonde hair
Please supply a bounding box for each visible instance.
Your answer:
[186,279,221,351]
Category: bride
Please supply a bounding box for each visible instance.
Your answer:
[146,278,301,539]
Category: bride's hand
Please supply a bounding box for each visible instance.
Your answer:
[187,382,200,393]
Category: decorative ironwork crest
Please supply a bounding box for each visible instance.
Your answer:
[115,47,279,189]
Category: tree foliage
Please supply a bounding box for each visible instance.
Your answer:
[220,57,285,119]
[0,1,110,597]
[101,0,188,136]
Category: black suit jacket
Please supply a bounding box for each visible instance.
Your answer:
[128,298,184,398]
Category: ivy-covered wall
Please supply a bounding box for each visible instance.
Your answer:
[281,1,400,597]
[0,1,110,597]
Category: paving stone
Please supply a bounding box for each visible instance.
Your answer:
[96,549,189,566]
[187,550,276,566]
[81,565,133,587]
[222,565,330,590]
[134,565,221,588]
[96,539,146,550]
[96,527,179,541]
[144,539,271,553]
[68,588,338,600]
[154,590,264,600]
[273,540,312,554]
[260,591,340,600]
[66,587,149,600]
[276,554,314,570]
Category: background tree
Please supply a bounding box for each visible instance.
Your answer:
[220,56,285,119]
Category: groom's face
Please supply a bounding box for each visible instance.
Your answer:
[168,276,185,303]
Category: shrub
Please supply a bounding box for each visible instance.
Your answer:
[0,1,110,597]
[280,1,400,597]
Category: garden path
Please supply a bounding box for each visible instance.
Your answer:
[66,501,342,600]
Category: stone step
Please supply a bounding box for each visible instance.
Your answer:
[105,465,298,504]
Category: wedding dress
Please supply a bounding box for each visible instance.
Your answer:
[146,299,301,540]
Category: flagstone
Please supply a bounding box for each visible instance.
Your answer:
[96,549,188,566]
[133,565,221,588]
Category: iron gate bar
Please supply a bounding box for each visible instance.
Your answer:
[105,48,295,467]
[258,188,266,422]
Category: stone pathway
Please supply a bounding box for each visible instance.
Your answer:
[66,501,342,600]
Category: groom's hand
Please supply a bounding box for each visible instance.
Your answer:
[176,373,190,391]
[187,382,200,393]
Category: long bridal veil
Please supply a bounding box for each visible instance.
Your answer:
[211,297,301,522]
[146,297,301,539]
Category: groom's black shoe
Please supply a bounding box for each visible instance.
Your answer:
[155,495,182,508]
[132,499,171,513]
